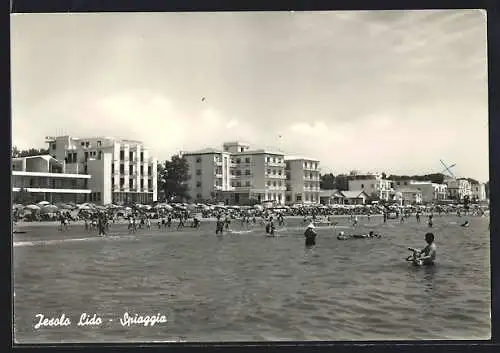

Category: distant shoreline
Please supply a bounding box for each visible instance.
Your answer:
[12,212,488,229]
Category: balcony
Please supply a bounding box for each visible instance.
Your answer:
[267,162,285,167]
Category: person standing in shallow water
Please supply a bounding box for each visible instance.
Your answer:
[304,223,317,247]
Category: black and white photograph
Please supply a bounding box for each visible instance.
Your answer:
[11,9,490,343]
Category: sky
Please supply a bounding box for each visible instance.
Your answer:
[10,10,489,182]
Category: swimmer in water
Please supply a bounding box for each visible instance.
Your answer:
[461,220,470,227]
[416,232,437,265]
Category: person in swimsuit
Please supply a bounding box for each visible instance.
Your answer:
[417,232,437,265]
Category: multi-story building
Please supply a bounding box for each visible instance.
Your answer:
[285,158,320,204]
[11,154,91,204]
[348,172,392,201]
[44,135,157,205]
[445,178,472,201]
[182,142,287,205]
[394,180,447,204]
[470,182,487,202]
[183,148,232,202]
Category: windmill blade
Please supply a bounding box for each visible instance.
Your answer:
[440,159,449,169]
[448,164,456,168]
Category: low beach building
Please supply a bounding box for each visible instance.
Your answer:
[319,189,345,205]
[341,190,369,205]
[11,155,91,204]
[395,187,423,205]
[348,172,392,201]
[398,181,447,204]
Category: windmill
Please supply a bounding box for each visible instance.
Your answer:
[439,159,457,180]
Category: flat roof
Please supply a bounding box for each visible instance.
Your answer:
[183,148,223,155]
[285,156,320,162]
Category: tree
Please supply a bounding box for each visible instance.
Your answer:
[158,154,191,202]
[12,146,49,158]
[320,173,336,190]
[334,174,350,191]
[381,172,387,179]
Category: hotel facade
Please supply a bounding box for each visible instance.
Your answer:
[42,135,158,205]
[285,158,321,204]
[12,155,92,204]
[182,142,319,205]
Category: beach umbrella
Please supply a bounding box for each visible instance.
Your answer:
[37,201,50,207]
[59,204,74,210]
[12,204,24,210]
[79,205,93,210]
[186,204,197,211]
[41,204,58,214]
[24,204,41,211]
[163,204,173,211]
[253,205,263,210]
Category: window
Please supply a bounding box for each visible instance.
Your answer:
[120,178,124,187]
[240,147,244,152]
[140,152,144,162]
[236,158,241,164]
[81,142,85,146]
[129,152,134,161]
[148,166,152,175]
[97,140,101,147]
[196,181,202,188]
[267,180,271,186]
[296,195,302,202]
[140,180,144,189]
[120,164,124,174]
[51,143,56,150]
[140,166,143,174]
[112,164,115,174]
[371,184,374,189]
[120,150,125,160]
[278,170,282,176]
[196,169,202,175]
[272,157,276,163]
[111,177,115,187]
[196,157,201,163]
[129,166,134,175]
[85,142,89,147]
[129,179,134,188]
[236,181,241,187]
[245,169,251,175]
[267,169,271,175]
[224,146,229,151]
[245,157,251,163]
[278,181,282,186]
[273,181,277,187]
[245,181,251,187]
[286,195,291,202]
[273,170,276,175]
[197,193,202,199]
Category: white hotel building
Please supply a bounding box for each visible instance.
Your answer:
[285,158,321,204]
[44,136,157,205]
[183,142,313,205]
[12,155,92,204]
